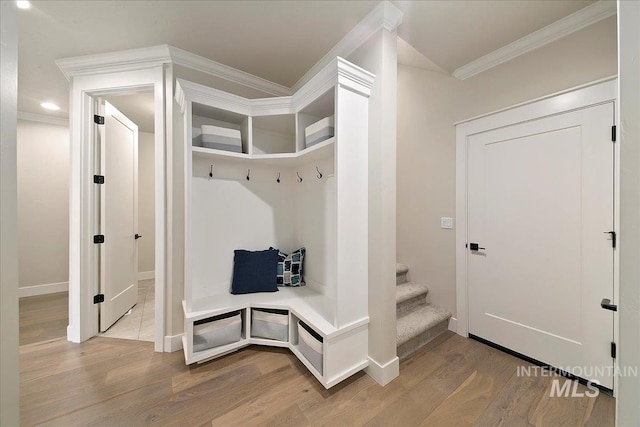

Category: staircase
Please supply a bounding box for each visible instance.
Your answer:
[396,263,452,360]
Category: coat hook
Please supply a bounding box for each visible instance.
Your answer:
[209,164,214,179]
[246,169,251,181]
[297,172,303,183]
[276,172,281,183]
[316,166,323,179]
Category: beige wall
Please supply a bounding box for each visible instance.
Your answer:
[138,131,155,274]
[397,16,618,318]
[17,120,70,289]
[17,122,156,293]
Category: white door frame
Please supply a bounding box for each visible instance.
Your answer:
[455,78,618,354]
[68,67,166,352]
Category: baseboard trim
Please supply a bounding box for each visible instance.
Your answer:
[448,317,458,333]
[364,356,399,386]
[164,334,184,352]
[138,270,155,281]
[19,281,69,298]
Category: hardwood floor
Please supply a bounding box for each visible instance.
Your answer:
[19,326,615,426]
[19,292,68,345]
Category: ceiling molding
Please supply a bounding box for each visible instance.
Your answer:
[55,45,171,81]
[167,46,291,97]
[291,0,403,93]
[18,111,69,127]
[452,0,617,80]
[56,1,401,99]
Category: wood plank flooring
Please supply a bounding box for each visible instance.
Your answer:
[19,330,615,426]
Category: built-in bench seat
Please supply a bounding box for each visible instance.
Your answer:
[182,286,369,388]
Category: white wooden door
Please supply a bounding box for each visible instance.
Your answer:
[467,102,615,389]
[99,101,139,331]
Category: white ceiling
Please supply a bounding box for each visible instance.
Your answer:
[394,0,596,73]
[18,0,599,124]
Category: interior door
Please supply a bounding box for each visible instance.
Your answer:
[99,101,139,331]
[467,102,615,389]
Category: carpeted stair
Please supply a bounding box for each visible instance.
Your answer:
[396,263,452,360]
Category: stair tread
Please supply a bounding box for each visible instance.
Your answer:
[396,263,409,276]
[396,282,429,305]
[397,305,452,346]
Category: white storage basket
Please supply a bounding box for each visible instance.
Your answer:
[297,321,323,374]
[304,116,334,148]
[251,309,289,341]
[193,311,242,352]
[193,124,242,153]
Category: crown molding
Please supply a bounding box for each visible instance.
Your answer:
[167,46,291,97]
[18,111,69,127]
[57,2,398,97]
[55,45,171,81]
[177,57,375,118]
[291,0,402,93]
[453,0,617,80]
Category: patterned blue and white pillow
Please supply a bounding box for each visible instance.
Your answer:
[271,247,305,287]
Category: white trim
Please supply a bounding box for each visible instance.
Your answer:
[291,1,402,93]
[448,317,457,333]
[364,356,399,386]
[56,45,171,81]
[453,0,617,80]
[164,334,184,352]
[19,282,69,298]
[18,112,69,127]
[167,46,290,97]
[67,68,167,355]
[455,79,617,338]
[56,44,291,98]
[455,75,617,126]
[138,270,154,281]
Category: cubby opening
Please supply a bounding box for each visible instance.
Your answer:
[252,114,296,155]
[192,103,249,154]
[297,88,335,152]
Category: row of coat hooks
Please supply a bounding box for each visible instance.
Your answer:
[208,164,323,183]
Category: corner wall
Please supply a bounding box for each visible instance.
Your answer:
[396,16,617,319]
[1,1,20,424]
[348,28,400,383]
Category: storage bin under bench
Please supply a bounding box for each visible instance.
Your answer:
[251,308,289,342]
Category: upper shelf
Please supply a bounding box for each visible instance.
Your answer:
[192,136,334,167]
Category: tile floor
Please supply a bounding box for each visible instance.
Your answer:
[99,279,155,342]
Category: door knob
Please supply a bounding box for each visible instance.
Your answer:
[468,243,485,251]
[135,234,142,240]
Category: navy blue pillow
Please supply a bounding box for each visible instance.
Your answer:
[231,249,279,295]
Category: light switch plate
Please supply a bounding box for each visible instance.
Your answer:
[441,217,453,229]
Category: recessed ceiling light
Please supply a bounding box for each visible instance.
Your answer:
[16,1,31,9]
[40,102,60,111]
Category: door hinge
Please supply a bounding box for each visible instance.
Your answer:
[93,234,105,244]
[94,294,105,304]
[93,175,105,184]
[612,125,617,142]
[94,114,105,125]
[611,342,617,359]
[604,231,616,249]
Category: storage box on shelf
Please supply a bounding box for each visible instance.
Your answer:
[177,57,374,388]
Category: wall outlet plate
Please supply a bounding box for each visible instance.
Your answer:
[441,217,453,229]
